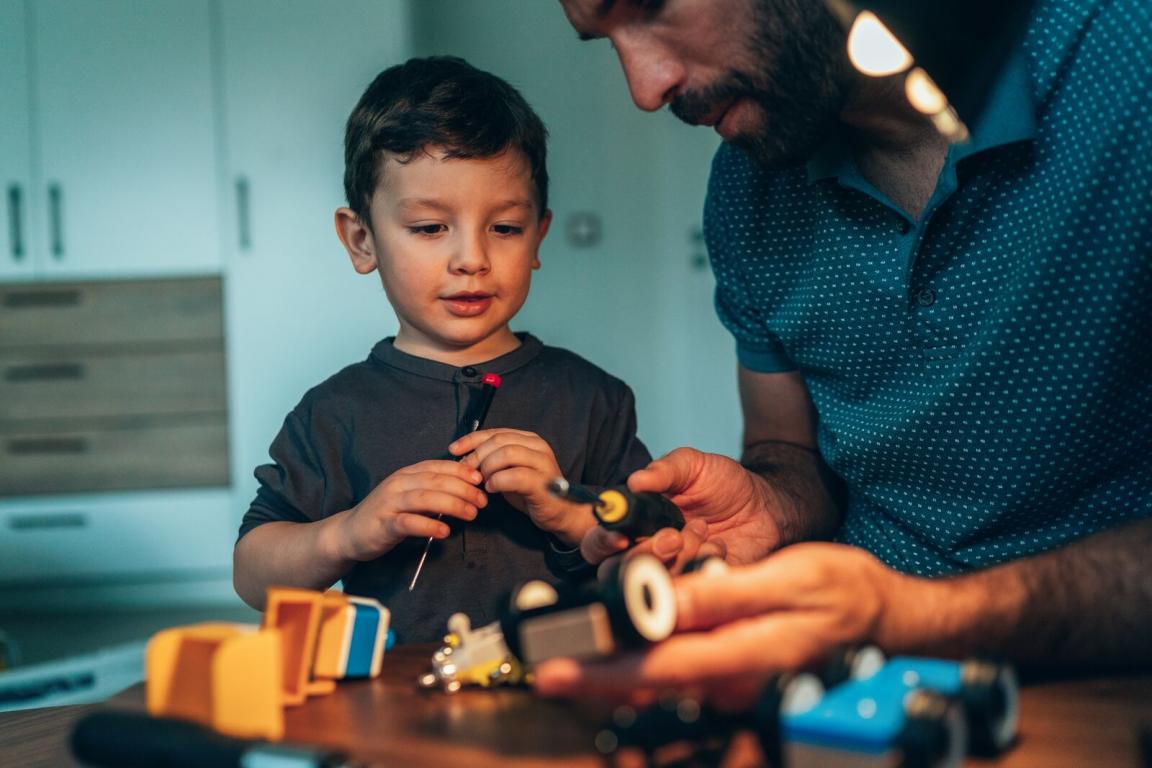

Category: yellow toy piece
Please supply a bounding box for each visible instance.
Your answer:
[146,622,283,741]
[262,587,330,704]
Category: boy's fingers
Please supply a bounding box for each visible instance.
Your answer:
[397,474,486,507]
[392,513,451,540]
[477,445,555,482]
[482,466,540,496]
[403,460,484,485]
[449,428,539,456]
[395,489,480,521]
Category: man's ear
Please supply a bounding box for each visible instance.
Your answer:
[334,207,379,274]
[532,209,553,269]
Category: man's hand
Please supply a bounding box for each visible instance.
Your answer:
[450,428,595,546]
[336,460,487,561]
[581,447,787,566]
[587,518,728,580]
[534,543,912,703]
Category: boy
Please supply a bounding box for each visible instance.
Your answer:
[233,57,651,642]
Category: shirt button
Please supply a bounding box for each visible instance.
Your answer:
[915,288,937,307]
[462,366,478,377]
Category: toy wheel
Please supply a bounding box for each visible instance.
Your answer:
[753,673,823,768]
[822,644,886,687]
[899,690,967,768]
[960,660,1019,755]
[619,555,677,642]
[511,580,559,611]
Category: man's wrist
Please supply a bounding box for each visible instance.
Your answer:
[877,566,1029,659]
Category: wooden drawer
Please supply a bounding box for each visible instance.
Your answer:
[0,418,229,496]
[0,489,234,584]
[0,348,226,421]
[0,277,223,348]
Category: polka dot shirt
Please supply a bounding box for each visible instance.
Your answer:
[705,0,1152,576]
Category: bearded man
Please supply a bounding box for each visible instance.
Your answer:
[536,0,1152,701]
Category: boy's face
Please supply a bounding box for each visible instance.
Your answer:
[337,148,551,364]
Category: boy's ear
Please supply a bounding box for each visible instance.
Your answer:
[334,207,379,274]
[532,209,553,269]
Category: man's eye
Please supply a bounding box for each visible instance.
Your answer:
[408,224,445,235]
[492,225,524,236]
[633,0,665,11]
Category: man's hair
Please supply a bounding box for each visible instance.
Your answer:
[344,56,549,225]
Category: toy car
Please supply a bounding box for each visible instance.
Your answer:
[599,648,1017,768]
[420,554,677,692]
[417,613,526,693]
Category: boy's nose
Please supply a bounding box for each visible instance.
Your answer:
[450,235,491,274]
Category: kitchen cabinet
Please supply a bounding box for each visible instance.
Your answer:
[0,0,221,281]
[0,277,230,585]
[217,0,411,510]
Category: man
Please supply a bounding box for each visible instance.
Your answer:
[535,0,1152,700]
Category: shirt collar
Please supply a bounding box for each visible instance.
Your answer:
[370,332,543,383]
[806,44,1036,183]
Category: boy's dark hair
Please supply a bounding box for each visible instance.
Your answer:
[344,56,549,225]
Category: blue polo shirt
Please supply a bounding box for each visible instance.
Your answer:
[705,0,1151,576]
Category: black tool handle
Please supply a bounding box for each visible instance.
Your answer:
[594,488,685,540]
[71,711,351,768]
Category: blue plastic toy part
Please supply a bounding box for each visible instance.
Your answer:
[385,628,396,652]
[777,669,967,768]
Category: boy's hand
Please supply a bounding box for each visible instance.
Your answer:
[450,429,594,546]
[337,460,486,562]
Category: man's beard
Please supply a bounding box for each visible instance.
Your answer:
[670,0,848,170]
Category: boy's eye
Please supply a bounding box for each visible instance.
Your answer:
[408,224,446,236]
[492,224,524,236]
[632,0,665,13]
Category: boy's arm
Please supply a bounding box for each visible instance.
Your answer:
[233,516,353,610]
[235,459,487,610]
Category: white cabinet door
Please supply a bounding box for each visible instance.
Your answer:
[218,0,411,513]
[0,0,36,281]
[29,0,221,278]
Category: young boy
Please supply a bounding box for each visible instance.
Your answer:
[233,57,651,642]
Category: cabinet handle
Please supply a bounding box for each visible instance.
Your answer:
[6,184,23,261]
[2,288,81,308]
[48,183,64,258]
[4,363,85,382]
[8,512,88,531]
[236,176,251,250]
[6,437,89,455]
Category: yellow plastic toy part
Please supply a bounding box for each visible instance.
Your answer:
[146,622,283,741]
[263,587,330,704]
[596,489,629,523]
[311,591,354,682]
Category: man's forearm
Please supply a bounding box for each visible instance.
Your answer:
[232,515,354,610]
[886,518,1152,670]
[741,439,845,545]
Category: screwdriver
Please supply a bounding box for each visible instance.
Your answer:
[547,477,685,542]
[408,372,502,591]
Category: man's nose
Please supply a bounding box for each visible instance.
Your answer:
[614,35,683,112]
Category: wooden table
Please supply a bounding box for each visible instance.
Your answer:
[2,646,1150,767]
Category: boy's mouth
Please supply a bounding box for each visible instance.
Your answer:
[442,292,493,317]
